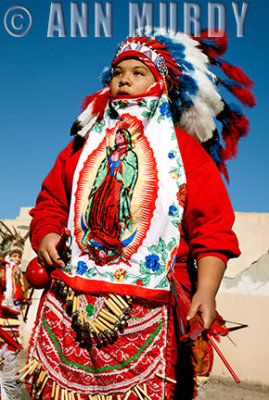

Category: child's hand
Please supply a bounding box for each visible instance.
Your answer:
[186,290,216,330]
[186,255,226,330]
[38,233,65,269]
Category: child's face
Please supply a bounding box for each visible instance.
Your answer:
[110,59,156,96]
[10,251,22,266]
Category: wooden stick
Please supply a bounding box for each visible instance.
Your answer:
[19,360,38,382]
[55,384,60,400]
[77,393,82,400]
[72,296,78,314]
[97,316,114,330]
[207,334,240,383]
[99,309,118,323]
[51,381,56,398]
[115,294,129,309]
[94,319,108,333]
[18,358,36,374]
[136,385,152,400]
[89,396,94,400]
[143,384,147,395]
[117,395,122,400]
[36,376,48,398]
[156,373,177,385]
[123,390,132,400]
[88,320,99,335]
[70,392,76,400]
[109,294,126,310]
[97,395,102,400]
[134,386,144,400]
[104,299,123,317]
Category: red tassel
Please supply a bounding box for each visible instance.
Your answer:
[221,62,254,88]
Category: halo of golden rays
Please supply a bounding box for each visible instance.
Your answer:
[74,114,159,260]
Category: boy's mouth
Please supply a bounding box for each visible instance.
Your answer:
[117,89,130,95]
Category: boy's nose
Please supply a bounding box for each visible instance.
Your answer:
[119,74,130,86]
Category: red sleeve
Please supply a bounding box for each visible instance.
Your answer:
[176,128,240,263]
[29,138,83,252]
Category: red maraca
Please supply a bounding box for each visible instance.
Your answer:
[26,257,50,289]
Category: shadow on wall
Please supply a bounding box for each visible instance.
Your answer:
[220,253,269,296]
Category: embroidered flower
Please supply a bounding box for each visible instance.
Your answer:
[77,261,87,275]
[168,152,175,159]
[170,169,179,179]
[136,279,144,286]
[145,254,160,272]
[114,268,126,282]
[86,304,94,316]
[137,98,145,105]
[168,205,178,217]
[160,102,171,118]
[177,183,187,207]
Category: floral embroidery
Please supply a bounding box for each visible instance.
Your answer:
[168,205,179,217]
[168,151,175,159]
[177,183,187,207]
[145,254,161,272]
[92,120,105,133]
[114,268,126,282]
[159,102,171,118]
[77,261,88,275]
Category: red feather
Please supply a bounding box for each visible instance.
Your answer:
[92,90,110,116]
[81,89,109,116]
[230,86,256,107]
[81,93,97,110]
[221,62,254,88]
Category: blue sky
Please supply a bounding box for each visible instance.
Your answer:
[0,0,268,219]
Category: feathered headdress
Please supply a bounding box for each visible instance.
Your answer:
[73,29,256,181]
[0,221,29,260]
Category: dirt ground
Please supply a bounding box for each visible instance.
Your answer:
[197,376,269,400]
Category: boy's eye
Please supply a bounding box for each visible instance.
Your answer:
[113,70,121,76]
[134,70,144,76]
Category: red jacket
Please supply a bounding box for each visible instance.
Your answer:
[30,128,240,292]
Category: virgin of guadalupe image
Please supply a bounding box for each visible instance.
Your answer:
[81,128,138,265]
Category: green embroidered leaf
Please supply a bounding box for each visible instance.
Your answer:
[161,252,168,264]
[171,220,179,228]
[139,261,149,275]
[139,99,147,107]
[155,276,169,289]
[167,238,177,251]
[157,115,165,124]
[147,245,159,254]
[158,237,166,252]
[155,264,165,276]
[85,268,97,278]
[141,111,151,119]
[142,275,151,286]
[149,99,156,110]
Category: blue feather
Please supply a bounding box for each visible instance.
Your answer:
[100,68,112,86]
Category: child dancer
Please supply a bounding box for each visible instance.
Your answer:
[27,31,255,400]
